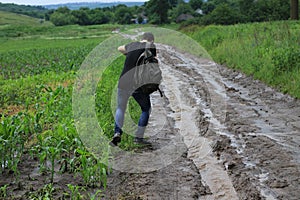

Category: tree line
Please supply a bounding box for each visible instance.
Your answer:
[48,0,299,26]
[1,0,299,26]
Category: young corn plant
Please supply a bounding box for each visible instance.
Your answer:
[0,113,29,176]
[88,190,103,200]
[33,133,66,183]
[0,184,8,199]
[27,183,55,200]
[65,184,85,200]
[47,139,65,183]
[74,148,108,188]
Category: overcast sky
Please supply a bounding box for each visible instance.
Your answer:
[0,0,147,6]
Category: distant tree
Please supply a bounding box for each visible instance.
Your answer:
[146,0,170,24]
[251,0,290,22]
[269,0,290,20]
[50,11,76,26]
[177,2,194,14]
[170,2,194,21]
[103,10,114,23]
[200,3,241,25]
[45,9,55,21]
[189,0,203,10]
[168,0,180,7]
[90,8,110,24]
[291,0,299,19]
[72,8,92,25]
[237,0,256,22]
[201,1,217,14]
[50,6,78,26]
[115,6,133,24]
[56,6,71,14]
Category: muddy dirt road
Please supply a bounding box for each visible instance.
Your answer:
[104,43,300,200]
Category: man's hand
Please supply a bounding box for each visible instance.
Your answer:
[118,45,126,55]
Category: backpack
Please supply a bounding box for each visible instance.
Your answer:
[134,42,163,97]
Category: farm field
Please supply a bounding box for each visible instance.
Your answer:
[0,15,129,198]
[1,12,169,198]
[1,12,300,199]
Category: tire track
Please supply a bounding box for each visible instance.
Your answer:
[158,44,239,200]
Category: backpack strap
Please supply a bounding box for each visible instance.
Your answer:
[136,42,153,66]
[144,42,154,61]
[158,87,163,97]
[145,42,163,98]
[136,51,145,66]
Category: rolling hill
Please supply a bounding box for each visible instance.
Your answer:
[0,11,51,26]
[44,1,146,10]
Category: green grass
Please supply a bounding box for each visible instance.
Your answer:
[0,37,104,52]
[182,20,300,98]
[0,23,120,41]
[0,44,95,79]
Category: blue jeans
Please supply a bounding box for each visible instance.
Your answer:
[115,88,151,137]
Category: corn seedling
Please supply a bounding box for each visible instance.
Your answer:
[65,184,85,200]
[0,184,8,198]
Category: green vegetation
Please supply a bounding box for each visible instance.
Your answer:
[44,0,295,26]
[182,21,300,98]
[2,0,297,26]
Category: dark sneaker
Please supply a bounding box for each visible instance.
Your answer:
[110,133,121,146]
[134,137,152,146]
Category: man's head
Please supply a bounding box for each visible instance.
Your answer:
[142,32,154,42]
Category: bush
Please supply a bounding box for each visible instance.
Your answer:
[50,12,76,26]
[199,3,242,25]
[272,46,300,74]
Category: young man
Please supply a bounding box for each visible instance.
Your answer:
[111,32,157,146]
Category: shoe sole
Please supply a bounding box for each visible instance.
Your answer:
[110,136,121,146]
[134,141,152,146]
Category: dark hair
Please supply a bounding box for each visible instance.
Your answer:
[142,32,154,42]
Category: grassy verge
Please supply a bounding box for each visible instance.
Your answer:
[181,21,300,98]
